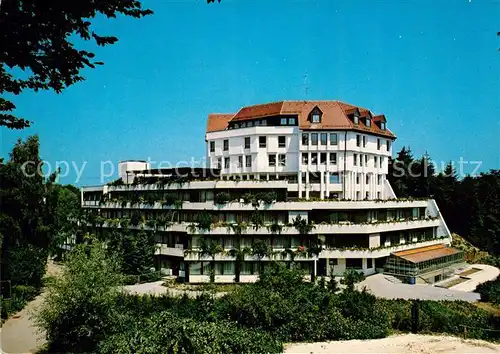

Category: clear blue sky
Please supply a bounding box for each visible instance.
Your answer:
[2,0,499,185]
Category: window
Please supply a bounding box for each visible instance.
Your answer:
[356,135,361,147]
[234,123,239,129]
[353,115,359,124]
[365,154,368,166]
[378,175,382,185]
[386,140,391,151]
[377,192,381,199]
[330,133,338,145]
[380,156,384,168]
[365,191,369,200]
[320,153,327,164]
[374,156,378,166]
[241,122,246,128]
[210,141,215,153]
[245,155,252,167]
[377,138,381,150]
[353,153,358,166]
[366,174,370,184]
[329,173,340,184]
[380,122,386,130]
[366,118,371,127]
[268,154,276,166]
[329,153,337,165]
[238,155,243,168]
[216,157,222,169]
[311,133,318,145]
[244,137,250,149]
[320,133,327,145]
[259,136,266,148]
[224,157,230,169]
[302,133,309,146]
[312,113,320,123]
[346,258,362,269]
[311,154,318,165]
[302,153,309,165]
[280,118,287,125]
[278,136,286,148]
[367,258,373,268]
[288,117,296,125]
[278,154,286,166]
[356,174,360,184]
[248,121,254,127]
[223,139,229,151]
[362,136,366,147]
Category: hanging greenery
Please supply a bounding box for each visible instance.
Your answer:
[214,192,231,205]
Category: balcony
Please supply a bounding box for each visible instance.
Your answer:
[155,244,184,257]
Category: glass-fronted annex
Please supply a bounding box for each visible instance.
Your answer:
[385,244,464,281]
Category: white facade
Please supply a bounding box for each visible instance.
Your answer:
[206,128,393,201]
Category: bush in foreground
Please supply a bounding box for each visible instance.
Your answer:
[34,241,123,353]
[100,311,283,354]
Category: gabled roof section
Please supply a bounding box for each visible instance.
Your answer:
[231,101,284,121]
[206,100,396,138]
[206,114,234,133]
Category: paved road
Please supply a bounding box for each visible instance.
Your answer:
[0,293,46,354]
[358,274,480,302]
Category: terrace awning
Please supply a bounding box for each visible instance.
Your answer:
[392,244,461,264]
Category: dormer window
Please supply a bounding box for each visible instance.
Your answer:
[309,106,323,123]
[380,122,386,130]
[353,115,359,124]
[365,118,371,127]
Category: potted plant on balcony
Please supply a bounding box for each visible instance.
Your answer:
[214,192,231,205]
[199,237,223,283]
[251,240,270,274]
[228,246,251,283]
[250,211,264,230]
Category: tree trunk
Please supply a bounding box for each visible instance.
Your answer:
[210,259,215,283]
[235,260,240,283]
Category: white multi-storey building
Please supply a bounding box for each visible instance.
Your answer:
[81,100,462,284]
[206,101,394,200]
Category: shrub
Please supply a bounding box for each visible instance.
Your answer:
[0,285,39,320]
[476,277,500,304]
[5,244,47,287]
[99,311,283,354]
[35,241,123,353]
[214,192,231,205]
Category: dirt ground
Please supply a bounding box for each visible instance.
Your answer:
[284,333,500,353]
[0,261,62,354]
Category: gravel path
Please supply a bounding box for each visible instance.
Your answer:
[0,293,46,354]
[0,261,62,354]
[284,333,500,353]
[358,274,480,302]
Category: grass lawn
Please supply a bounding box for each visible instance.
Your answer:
[459,268,482,277]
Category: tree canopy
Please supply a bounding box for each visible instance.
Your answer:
[0,0,153,129]
[388,147,500,256]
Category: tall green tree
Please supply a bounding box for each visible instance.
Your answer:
[0,136,50,287]
[198,238,223,283]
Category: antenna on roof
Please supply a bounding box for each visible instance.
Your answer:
[303,72,309,97]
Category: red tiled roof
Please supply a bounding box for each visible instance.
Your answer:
[393,244,461,264]
[231,102,284,121]
[206,114,234,133]
[206,100,396,138]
